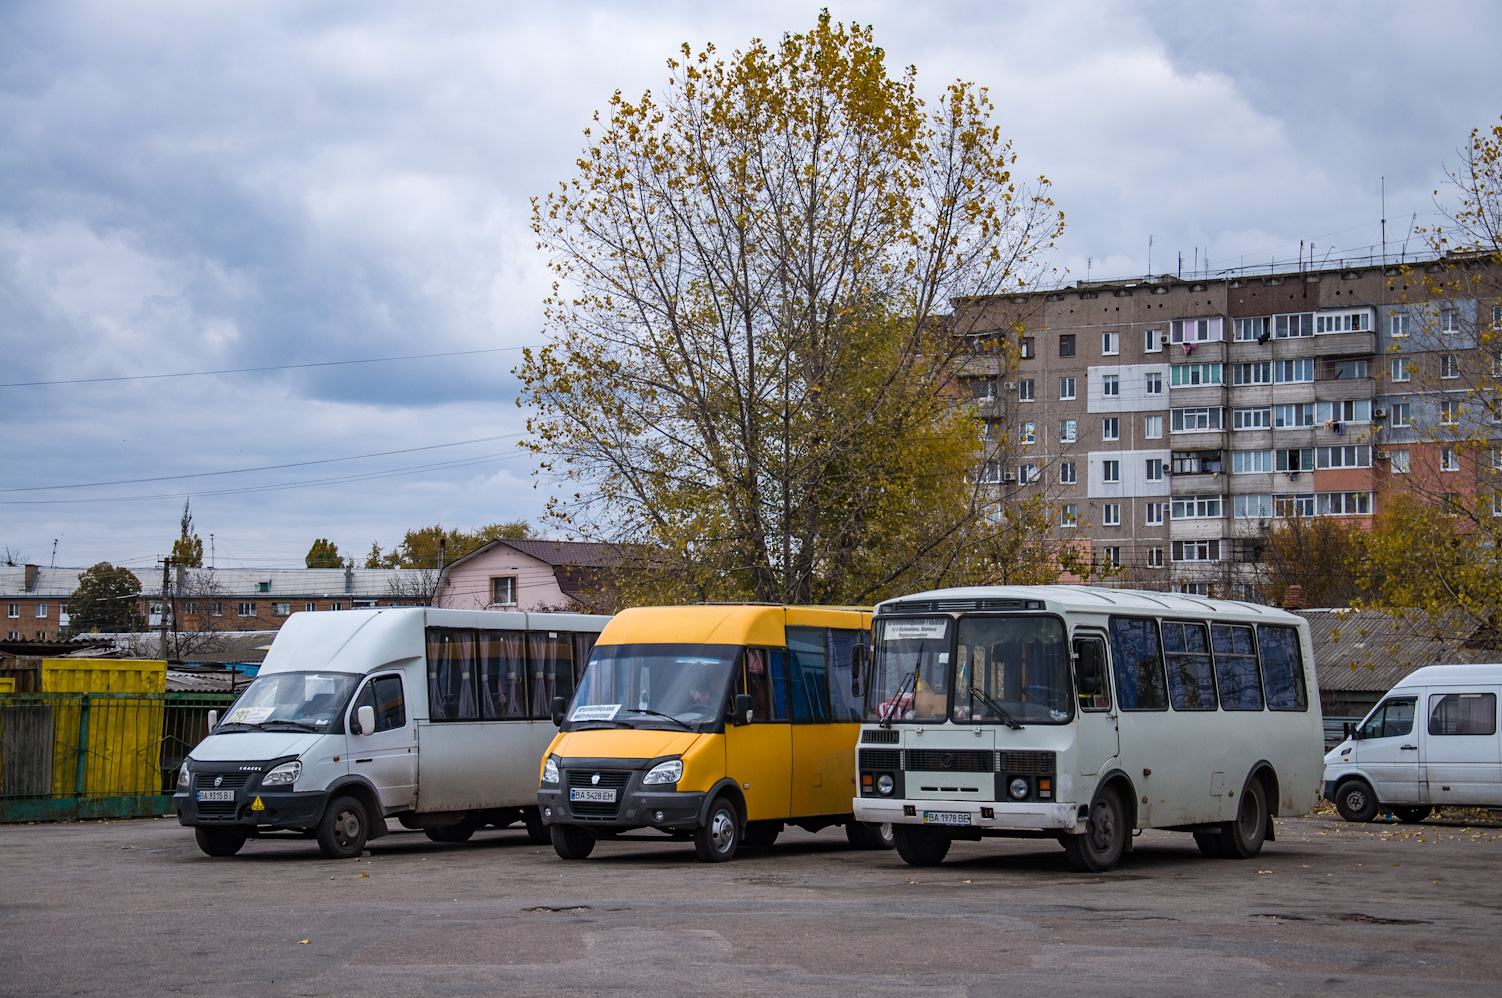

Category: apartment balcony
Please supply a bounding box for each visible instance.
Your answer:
[957,356,1006,378]
[1314,330,1377,357]
[1313,377,1377,402]
[1169,430,1227,451]
[1167,341,1227,363]
[1168,471,1228,495]
[1168,385,1227,407]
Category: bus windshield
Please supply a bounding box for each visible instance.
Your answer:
[569,643,738,731]
[865,617,953,723]
[219,671,360,732]
[953,615,1072,724]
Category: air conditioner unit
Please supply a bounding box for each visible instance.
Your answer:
[1004,382,1017,391]
[1373,408,1387,419]
[1375,449,1392,460]
[1003,472,1018,482]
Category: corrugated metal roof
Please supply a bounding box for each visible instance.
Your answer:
[1299,609,1488,693]
[0,565,432,598]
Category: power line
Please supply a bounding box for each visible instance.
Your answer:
[0,345,535,389]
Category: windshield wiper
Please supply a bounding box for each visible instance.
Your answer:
[625,708,693,730]
[879,668,920,728]
[259,719,321,732]
[968,687,1024,730]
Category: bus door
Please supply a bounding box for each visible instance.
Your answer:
[1072,633,1118,778]
[724,648,792,821]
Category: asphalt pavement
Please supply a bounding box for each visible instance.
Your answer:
[2,812,1500,996]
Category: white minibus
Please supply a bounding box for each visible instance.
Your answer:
[851,586,1324,872]
[175,607,607,858]
[1324,663,1502,823]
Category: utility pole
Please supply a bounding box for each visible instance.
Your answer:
[159,558,171,661]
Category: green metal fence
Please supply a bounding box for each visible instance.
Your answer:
[0,692,239,822]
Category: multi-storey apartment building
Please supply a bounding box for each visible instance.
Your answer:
[954,253,1500,598]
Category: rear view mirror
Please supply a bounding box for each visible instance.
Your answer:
[551,696,567,727]
[357,704,376,736]
[207,710,218,730]
[733,693,755,726]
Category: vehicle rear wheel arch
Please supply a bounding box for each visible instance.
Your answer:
[1246,762,1279,841]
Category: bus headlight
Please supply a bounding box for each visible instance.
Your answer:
[642,759,682,785]
[542,755,560,785]
[877,774,895,796]
[1009,777,1029,800]
[262,760,301,786]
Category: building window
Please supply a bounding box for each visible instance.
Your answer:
[305,602,317,612]
[1274,403,1314,428]
[257,581,270,594]
[35,603,47,618]
[1060,462,1077,485]
[1232,362,1272,386]
[1171,318,1213,343]
[1388,313,1411,338]
[184,602,197,615]
[1103,504,1121,526]
[1389,357,1411,382]
[210,603,223,617]
[1390,449,1410,474]
[330,602,343,611]
[1018,463,1039,485]
[1145,371,1163,395]
[1146,458,1163,481]
[1147,546,1164,568]
[1059,376,1076,400]
[1018,378,1035,402]
[1172,539,1222,562]
[1441,400,1461,425]
[1020,337,1035,359]
[1276,448,1314,472]
[979,462,1002,484]
[1059,334,1076,357]
[353,599,376,608]
[1327,359,1369,380]
[1273,359,1314,383]
[1172,407,1223,432]
[1440,306,1460,334]
[1233,450,1274,473]
[1442,354,1460,379]
[1177,583,1212,596]
[1060,504,1078,527]
[1234,494,1274,518]
[1494,494,1502,517]
[6,604,17,618]
[1233,407,1271,430]
[1020,421,1036,444]
[1172,450,1223,474]
[1171,495,1224,519]
[1102,331,1120,356]
[1317,492,1371,515]
[1059,419,1076,443]
[1316,311,1371,333]
[1102,417,1119,441]
[1316,400,1371,423]
[1494,304,1501,329]
[1234,317,1270,342]
[1441,447,1460,472]
[1102,460,1120,483]
[1275,493,1317,517]
[491,576,518,606]
[6,631,17,640]
[238,602,257,617]
[1145,328,1164,353]
[1171,363,1223,387]
[1390,402,1411,428]
[1144,415,1163,439]
[1315,445,1371,469]
[272,602,291,617]
[1274,313,1314,338]
[1146,502,1166,525]
[1103,546,1121,567]
[1102,374,1120,397]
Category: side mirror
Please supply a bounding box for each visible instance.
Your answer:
[551,696,567,727]
[851,645,867,698]
[732,693,755,726]
[207,710,218,730]
[357,704,376,736]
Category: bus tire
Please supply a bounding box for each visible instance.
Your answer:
[550,823,596,860]
[892,825,950,866]
[1062,785,1126,872]
[522,807,550,845]
[743,820,781,850]
[1333,778,1379,823]
[845,821,895,850]
[1393,805,1431,824]
[424,818,478,844]
[316,795,370,859]
[1193,831,1226,858]
[1215,778,1268,859]
[694,796,741,863]
[194,826,246,857]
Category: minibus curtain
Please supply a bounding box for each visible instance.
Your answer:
[571,632,598,685]
[826,629,863,722]
[528,633,576,719]
[1257,625,1308,710]
[426,629,477,721]
[477,630,527,719]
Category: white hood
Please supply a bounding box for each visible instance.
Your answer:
[189,730,324,763]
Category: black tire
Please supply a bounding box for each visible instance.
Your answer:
[845,821,896,850]
[1214,778,1268,859]
[1193,831,1226,858]
[424,819,478,844]
[1333,778,1379,823]
[1392,805,1432,824]
[315,795,369,859]
[522,807,550,845]
[693,796,741,863]
[743,820,782,850]
[892,824,951,866]
[550,823,596,860]
[1062,785,1126,873]
[194,826,246,857]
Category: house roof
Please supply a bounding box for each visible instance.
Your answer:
[1297,609,1488,693]
[441,538,624,602]
[0,565,432,599]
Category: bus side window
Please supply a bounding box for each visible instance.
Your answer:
[768,649,791,720]
[1073,637,1110,712]
[742,649,774,720]
[1109,617,1168,711]
[1257,625,1308,711]
[825,628,864,721]
[786,626,830,723]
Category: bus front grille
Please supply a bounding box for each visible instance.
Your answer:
[860,729,899,744]
[998,751,1054,775]
[905,749,993,772]
[859,749,901,770]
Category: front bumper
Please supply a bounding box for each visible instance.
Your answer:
[853,796,1084,833]
[175,788,328,830]
[538,784,707,831]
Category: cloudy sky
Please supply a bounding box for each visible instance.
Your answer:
[3,0,1499,571]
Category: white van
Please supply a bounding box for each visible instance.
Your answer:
[1323,663,1501,823]
[174,607,608,858]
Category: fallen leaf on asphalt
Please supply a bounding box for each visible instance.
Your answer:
[1257,870,1273,874]
[298,939,310,945]
[360,872,369,877]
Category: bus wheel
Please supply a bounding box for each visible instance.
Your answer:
[316,795,369,859]
[424,818,478,844]
[1333,778,1379,823]
[1215,778,1268,859]
[743,820,781,850]
[892,825,950,866]
[694,797,740,862]
[194,827,246,857]
[550,823,596,860]
[1193,831,1226,858]
[1393,805,1432,824]
[846,821,895,850]
[1062,785,1126,872]
[522,807,551,845]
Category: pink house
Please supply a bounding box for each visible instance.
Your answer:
[433,539,620,612]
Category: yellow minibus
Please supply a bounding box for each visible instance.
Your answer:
[536,604,891,862]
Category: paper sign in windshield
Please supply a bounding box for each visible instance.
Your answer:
[884,620,948,641]
[226,706,274,725]
[570,704,622,722]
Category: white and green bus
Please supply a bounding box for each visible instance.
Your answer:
[851,586,1323,871]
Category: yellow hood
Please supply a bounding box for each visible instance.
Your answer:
[557,728,703,760]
